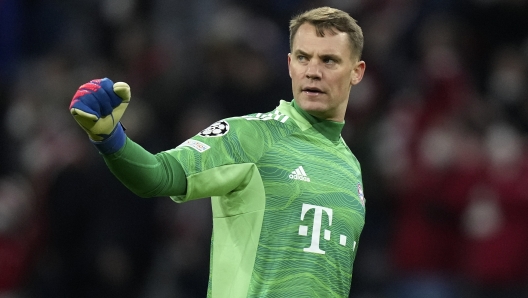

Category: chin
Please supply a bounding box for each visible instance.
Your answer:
[297,97,327,111]
[300,104,330,119]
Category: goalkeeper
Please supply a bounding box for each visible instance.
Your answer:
[69,7,366,298]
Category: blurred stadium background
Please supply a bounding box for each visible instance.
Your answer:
[1,0,528,297]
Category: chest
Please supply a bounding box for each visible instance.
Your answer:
[261,133,360,183]
[256,134,365,255]
[257,134,365,220]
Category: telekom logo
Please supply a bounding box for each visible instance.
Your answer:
[298,203,355,254]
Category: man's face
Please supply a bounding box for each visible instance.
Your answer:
[288,23,365,122]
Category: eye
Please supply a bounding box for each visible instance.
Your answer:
[323,58,336,65]
[297,55,307,62]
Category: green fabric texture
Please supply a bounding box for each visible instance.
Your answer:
[202,164,265,297]
[102,138,187,197]
[102,100,366,297]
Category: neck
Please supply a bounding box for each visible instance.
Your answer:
[290,100,345,143]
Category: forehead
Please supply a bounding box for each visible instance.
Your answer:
[292,23,353,57]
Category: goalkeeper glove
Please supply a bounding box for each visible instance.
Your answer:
[69,78,131,154]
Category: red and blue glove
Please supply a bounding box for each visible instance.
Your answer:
[69,78,131,154]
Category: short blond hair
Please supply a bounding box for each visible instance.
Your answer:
[289,7,364,59]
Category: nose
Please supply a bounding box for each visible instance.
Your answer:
[305,61,322,80]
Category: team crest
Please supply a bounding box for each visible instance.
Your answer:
[357,183,366,207]
[199,120,229,137]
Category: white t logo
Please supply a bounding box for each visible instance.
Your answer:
[298,203,333,254]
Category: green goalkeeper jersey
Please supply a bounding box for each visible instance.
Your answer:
[103,99,365,297]
[167,100,365,297]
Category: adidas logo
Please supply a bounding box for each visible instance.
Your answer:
[289,166,311,182]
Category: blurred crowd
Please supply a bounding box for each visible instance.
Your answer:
[1,0,528,297]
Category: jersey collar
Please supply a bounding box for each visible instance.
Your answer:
[277,100,345,143]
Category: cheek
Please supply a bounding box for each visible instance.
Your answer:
[340,73,354,89]
[290,68,302,85]
[290,65,301,78]
[329,74,350,92]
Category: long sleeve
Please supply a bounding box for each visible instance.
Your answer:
[102,137,187,198]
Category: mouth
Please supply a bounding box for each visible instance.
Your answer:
[302,87,325,95]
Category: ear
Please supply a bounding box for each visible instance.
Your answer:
[350,60,366,86]
[287,53,292,78]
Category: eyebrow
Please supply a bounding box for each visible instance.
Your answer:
[321,54,342,63]
[294,49,342,63]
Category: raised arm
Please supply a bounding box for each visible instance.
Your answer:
[69,78,186,197]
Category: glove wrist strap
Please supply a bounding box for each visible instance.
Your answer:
[91,124,126,154]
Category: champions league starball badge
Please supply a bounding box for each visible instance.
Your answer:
[199,120,230,137]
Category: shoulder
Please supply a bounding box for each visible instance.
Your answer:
[192,107,300,149]
[238,110,291,124]
[218,110,297,134]
[339,139,362,169]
